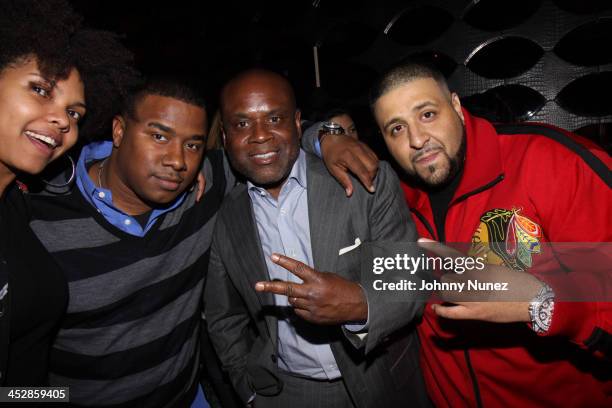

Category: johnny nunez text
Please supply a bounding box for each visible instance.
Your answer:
[372,279,509,292]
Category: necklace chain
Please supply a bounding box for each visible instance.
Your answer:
[97,158,108,189]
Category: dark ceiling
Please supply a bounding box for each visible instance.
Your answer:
[70,0,395,109]
[70,0,612,151]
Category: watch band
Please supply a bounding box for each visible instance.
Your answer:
[316,122,346,156]
[528,282,555,334]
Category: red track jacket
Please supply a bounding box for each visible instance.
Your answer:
[401,110,611,407]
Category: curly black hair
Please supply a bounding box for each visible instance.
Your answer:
[0,0,142,140]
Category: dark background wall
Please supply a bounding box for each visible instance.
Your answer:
[70,0,611,153]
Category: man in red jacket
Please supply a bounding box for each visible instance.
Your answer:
[371,61,611,407]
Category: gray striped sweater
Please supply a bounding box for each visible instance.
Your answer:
[27,150,230,407]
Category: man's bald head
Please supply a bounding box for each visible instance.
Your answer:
[220,69,297,117]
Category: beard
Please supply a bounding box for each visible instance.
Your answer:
[412,128,466,188]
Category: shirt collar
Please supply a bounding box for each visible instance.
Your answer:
[451,108,504,203]
[76,140,112,200]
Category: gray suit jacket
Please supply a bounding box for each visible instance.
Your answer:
[205,153,430,407]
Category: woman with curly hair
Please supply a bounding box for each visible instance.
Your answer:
[0,0,140,386]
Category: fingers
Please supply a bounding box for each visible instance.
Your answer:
[271,253,318,281]
[255,283,311,316]
[340,143,378,194]
[437,278,465,304]
[254,280,309,298]
[357,142,380,180]
[349,139,379,172]
[343,154,375,194]
[330,166,354,197]
[288,296,308,309]
[321,136,379,195]
[254,280,311,310]
[431,303,472,320]
[286,282,293,298]
[417,238,464,259]
[432,302,532,323]
[438,273,493,302]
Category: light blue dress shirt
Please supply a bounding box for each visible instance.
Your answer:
[247,149,341,380]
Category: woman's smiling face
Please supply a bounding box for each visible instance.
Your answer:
[0,57,86,177]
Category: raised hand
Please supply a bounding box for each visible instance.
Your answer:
[254,253,368,324]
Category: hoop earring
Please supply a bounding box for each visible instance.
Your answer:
[41,155,76,188]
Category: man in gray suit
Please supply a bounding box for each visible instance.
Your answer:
[205,69,430,408]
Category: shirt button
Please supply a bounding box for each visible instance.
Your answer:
[124,219,132,226]
[280,208,286,215]
[98,191,106,198]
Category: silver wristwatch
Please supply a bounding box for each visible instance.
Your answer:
[321,121,345,135]
[528,283,555,334]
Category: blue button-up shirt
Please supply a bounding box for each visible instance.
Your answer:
[248,150,341,380]
[75,141,186,237]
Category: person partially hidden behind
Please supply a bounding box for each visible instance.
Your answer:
[322,108,359,140]
[204,69,431,408]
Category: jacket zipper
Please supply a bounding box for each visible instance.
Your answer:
[446,173,505,408]
[450,174,505,207]
[464,349,483,408]
[409,208,437,240]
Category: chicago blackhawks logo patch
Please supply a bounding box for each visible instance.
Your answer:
[470,208,542,270]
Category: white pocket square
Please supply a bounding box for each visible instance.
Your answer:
[339,238,361,256]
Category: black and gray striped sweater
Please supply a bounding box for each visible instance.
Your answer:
[27,150,229,408]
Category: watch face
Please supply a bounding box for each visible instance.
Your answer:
[323,121,341,130]
[322,121,345,134]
